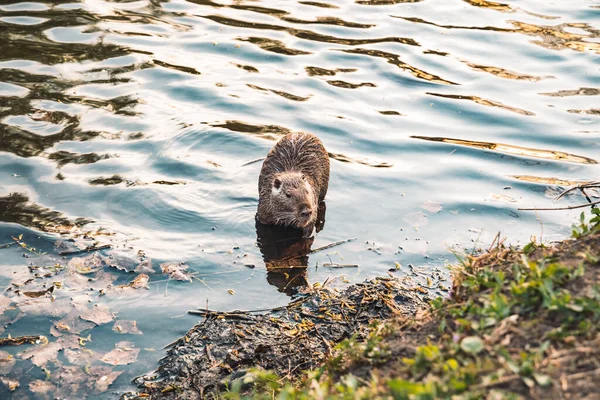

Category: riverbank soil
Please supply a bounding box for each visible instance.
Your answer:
[129,231,600,399]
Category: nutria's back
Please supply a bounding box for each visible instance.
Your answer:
[257,132,330,230]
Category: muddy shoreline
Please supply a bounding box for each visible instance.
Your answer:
[125,221,600,399]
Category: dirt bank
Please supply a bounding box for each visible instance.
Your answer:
[127,216,600,399]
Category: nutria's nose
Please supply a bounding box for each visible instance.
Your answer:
[299,206,312,218]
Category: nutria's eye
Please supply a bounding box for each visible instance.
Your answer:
[301,174,306,180]
[273,179,281,189]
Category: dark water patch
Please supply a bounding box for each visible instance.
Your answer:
[280,16,375,29]
[541,88,600,97]
[326,80,376,89]
[567,109,600,115]
[89,175,125,186]
[299,1,340,9]
[462,0,512,12]
[463,62,553,81]
[426,92,535,116]
[305,66,357,76]
[411,136,598,165]
[0,193,92,233]
[237,36,312,56]
[234,63,259,73]
[152,60,201,75]
[204,15,419,47]
[393,16,514,32]
[48,151,111,168]
[342,48,458,85]
[379,110,403,115]
[357,0,424,4]
[246,84,311,101]
[423,49,449,56]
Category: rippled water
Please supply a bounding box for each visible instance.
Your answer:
[0,0,598,397]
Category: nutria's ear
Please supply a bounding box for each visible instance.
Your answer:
[273,178,281,189]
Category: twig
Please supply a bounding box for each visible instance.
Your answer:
[518,200,600,211]
[553,181,600,201]
[471,374,521,390]
[322,263,359,268]
[567,367,600,381]
[310,238,355,254]
[58,244,112,256]
[0,335,45,346]
[241,157,265,167]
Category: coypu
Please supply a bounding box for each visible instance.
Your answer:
[257,132,329,236]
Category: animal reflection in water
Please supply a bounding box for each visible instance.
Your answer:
[255,202,326,296]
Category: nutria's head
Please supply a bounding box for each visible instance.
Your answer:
[268,171,317,228]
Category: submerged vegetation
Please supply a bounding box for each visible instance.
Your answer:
[222,209,600,399]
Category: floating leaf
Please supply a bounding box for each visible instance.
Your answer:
[68,254,104,275]
[21,336,78,367]
[420,201,443,213]
[460,336,484,354]
[134,259,155,274]
[228,289,235,295]
[402,211,428,228]
[90,366,123,393]
[0,377,19,392]
[80,305,114,325]
[0,350,16,375]
[18,297,71,318]
[0,296,11,315]
[119,274,149,290]
[100,341,139,366]
[65,347,100,366]
[160,262,192,282]
[23,286,55,298]
[29,379,56,395]
[112,320,143,335]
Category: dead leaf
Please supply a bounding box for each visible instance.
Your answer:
[1,377,19,392]
[112,320,143,335]
[21,335,77,367]
[80,305,114,325]
[160,262,192,281]
[68,254,104,274]
[29,379,56,397]
[134,258,155,274]
[52,313,96,337]
[490,193,517,203]
[420,200,443,213]
[119,274,149,290]
[100,341,139,365]
[90,366,123,393]
[0,296,12,315]
[65,347,100,366]
[18,297,71,317]
[0,350,16,375]
[51,365,87,398]
[402,211,428,227]
[23,285,55,298]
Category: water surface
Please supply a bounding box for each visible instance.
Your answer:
[0,0,599,397]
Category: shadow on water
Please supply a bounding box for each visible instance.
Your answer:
[0,193,92,233]
[256,202,326,296]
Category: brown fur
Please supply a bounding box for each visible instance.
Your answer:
[257,132,330,231]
